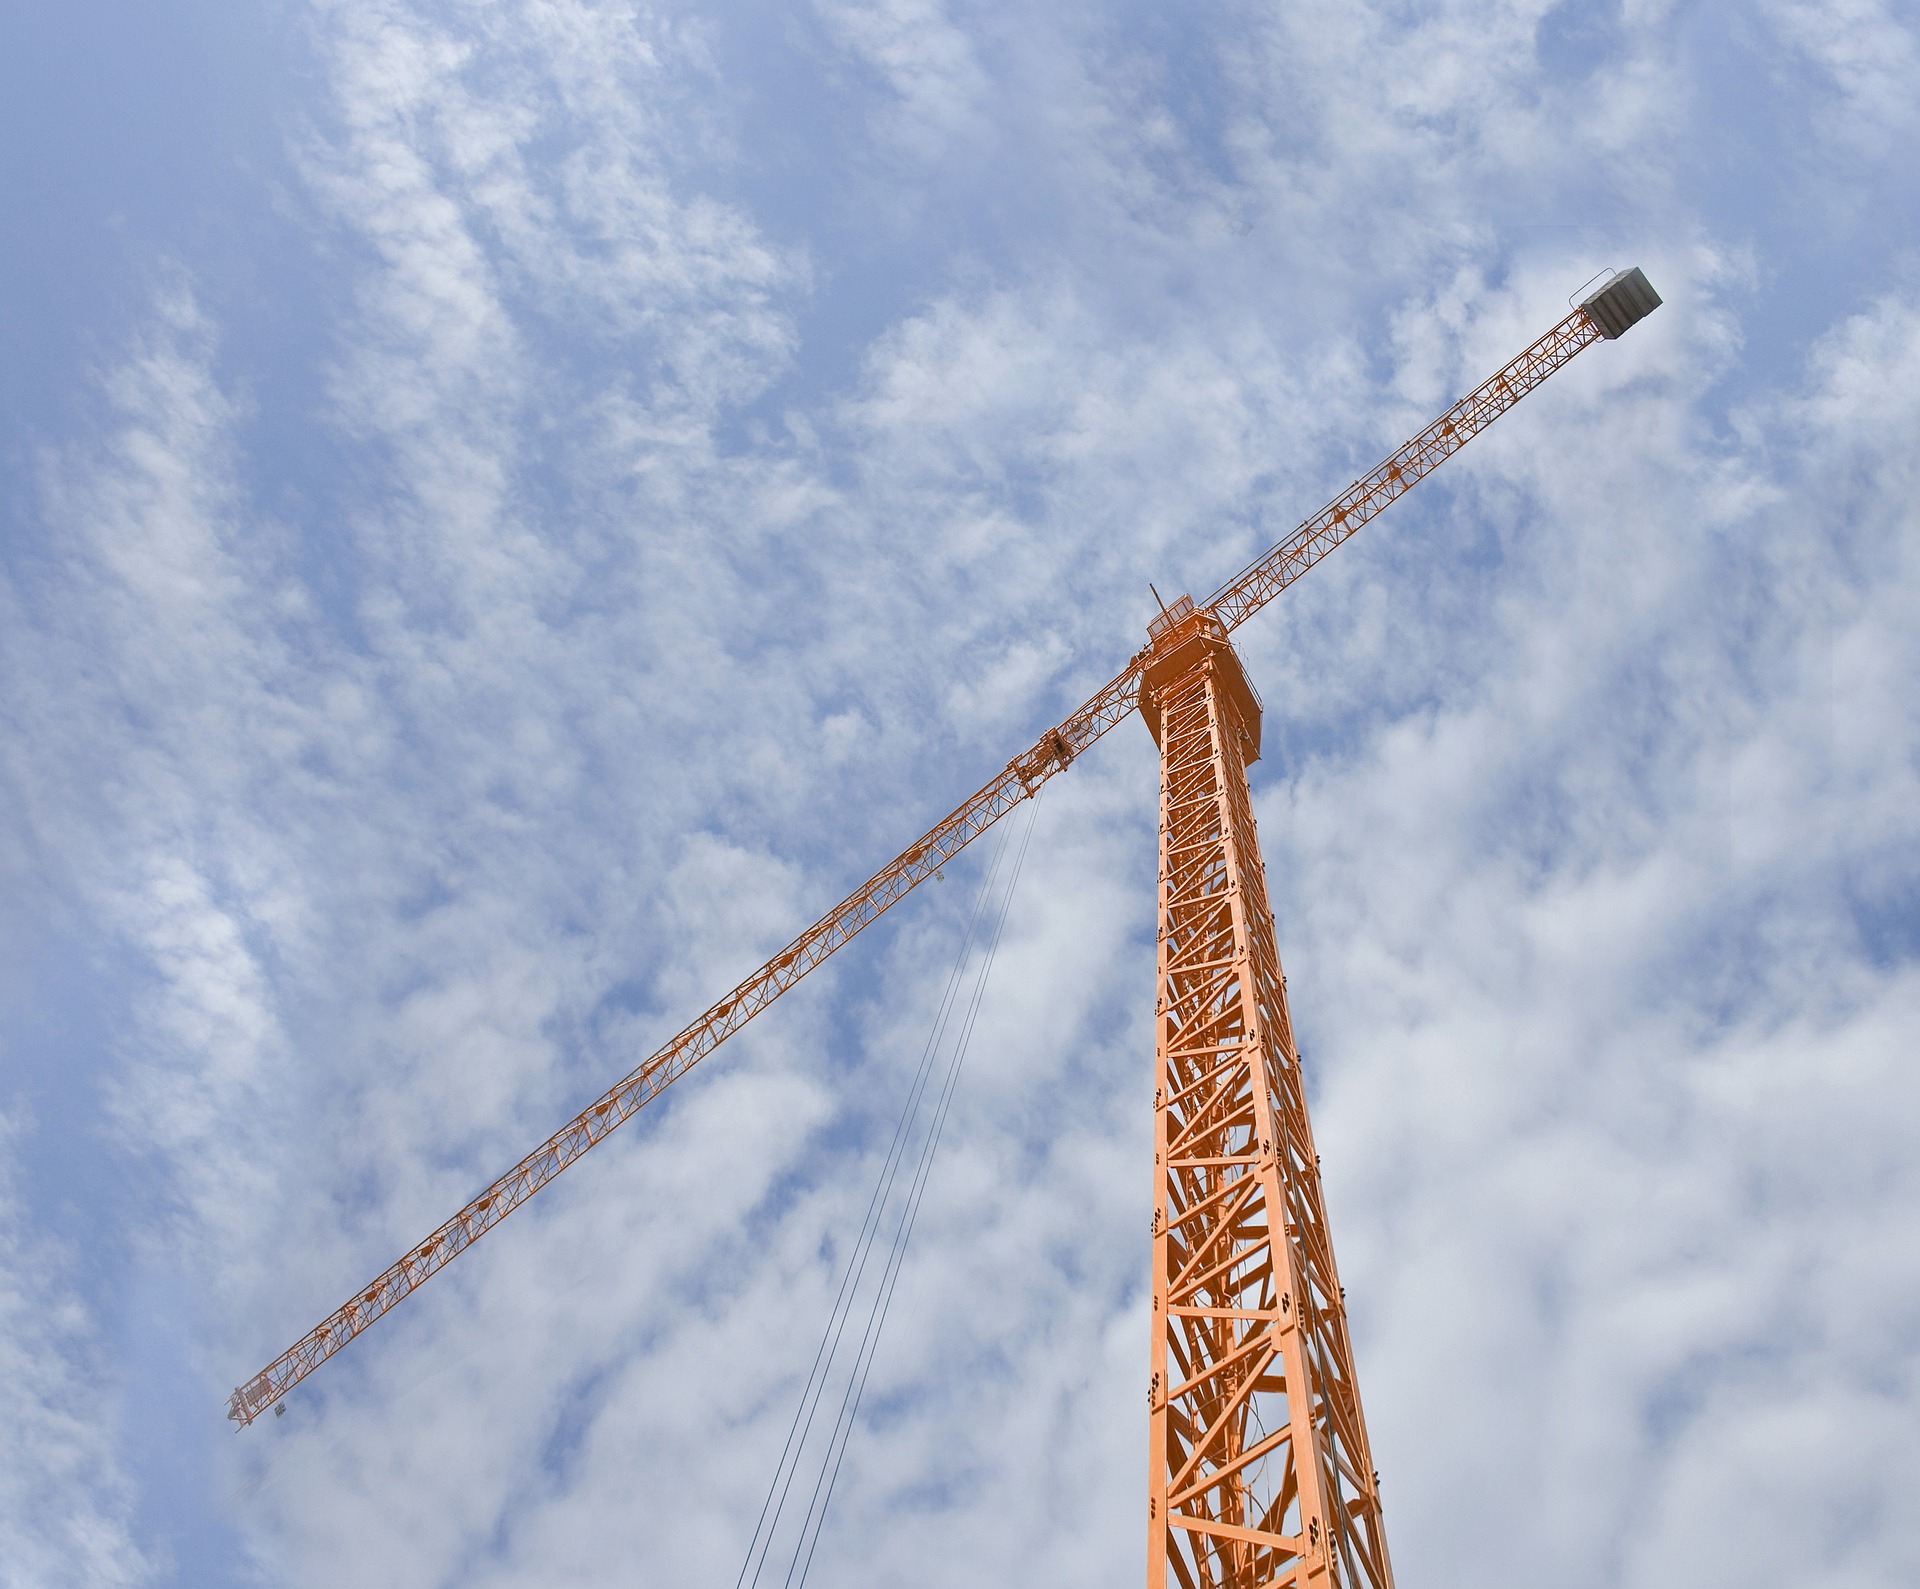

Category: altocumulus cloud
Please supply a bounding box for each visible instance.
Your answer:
[1,1,1918,1586]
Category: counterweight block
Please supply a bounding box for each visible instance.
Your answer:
[1580,265,1662,339]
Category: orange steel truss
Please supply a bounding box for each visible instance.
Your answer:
[1143,607,1390,1589]
[222,271,1674,1589]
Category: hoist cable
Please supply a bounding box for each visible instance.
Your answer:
[786,793,1041,1589]
[736,817,1021,1589]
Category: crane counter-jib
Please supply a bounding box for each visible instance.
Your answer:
[227,269,1660,1428]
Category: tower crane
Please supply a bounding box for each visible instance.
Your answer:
[229,268,1662,1588]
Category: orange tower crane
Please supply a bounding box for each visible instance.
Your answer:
[229,269,1663,1586]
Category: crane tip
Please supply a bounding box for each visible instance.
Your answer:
[1580,266,1662,339]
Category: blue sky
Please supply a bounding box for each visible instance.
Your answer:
[3,2,1919,1586]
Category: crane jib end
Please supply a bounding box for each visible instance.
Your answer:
[1580,267,1661,339]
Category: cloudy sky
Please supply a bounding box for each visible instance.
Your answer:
[4,1,1919,1585]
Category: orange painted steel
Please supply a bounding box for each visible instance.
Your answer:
[1143,609,1389,1589]
[228,293,1626,1429]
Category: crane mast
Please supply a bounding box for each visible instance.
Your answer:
[1142,606,1388,1589]
[228,266,1662,1584]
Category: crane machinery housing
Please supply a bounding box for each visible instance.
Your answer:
[229,267,1663,1589]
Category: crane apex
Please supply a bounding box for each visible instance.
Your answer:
[1580,265,1662,339]
[1139,602,1262,765]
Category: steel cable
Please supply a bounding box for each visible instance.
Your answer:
[736,813,1025,1589]
[785,793,1042,1589]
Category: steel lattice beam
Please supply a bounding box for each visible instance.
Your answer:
[1144,609,1391,1589]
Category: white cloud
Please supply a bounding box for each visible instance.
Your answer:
[1762,0,1920,148]
[811,0,993,157]
[0,1118,147,1589]
[1261,284,1920,1587]
[4,0,1919,1584]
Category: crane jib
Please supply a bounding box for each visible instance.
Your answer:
[227,277,1659,1427]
